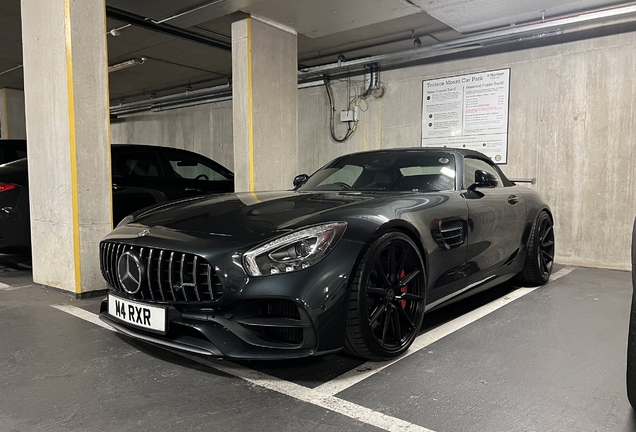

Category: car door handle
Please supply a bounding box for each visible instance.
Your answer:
[508,195,519,205]
[184,187,202,192]
[113,183,123,191]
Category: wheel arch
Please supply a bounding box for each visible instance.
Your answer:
[364,219,429,275]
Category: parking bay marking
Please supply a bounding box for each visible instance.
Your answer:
[0,283,34,291]
[51,267,575,432]
[176,351,437,432]
[51,304,114,331]
[51,303,436,432]
[314,267,576,396]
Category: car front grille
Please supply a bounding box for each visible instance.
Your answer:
[100,242,222,303]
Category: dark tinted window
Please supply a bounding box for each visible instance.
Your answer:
[0,140,27,165]
[164,152,229,181]
[299,152,456,192]
[463,157,504,188]
[113,152,162,177]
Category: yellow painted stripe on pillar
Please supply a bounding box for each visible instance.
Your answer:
[246,18,259,202]
[64,0,82,295]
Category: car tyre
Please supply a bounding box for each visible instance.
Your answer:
[516,210,554,286]
[628,291,636,409]
[344,232,426,360]
[627,217,636,409]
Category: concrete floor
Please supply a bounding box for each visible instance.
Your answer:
[0,258,634,432]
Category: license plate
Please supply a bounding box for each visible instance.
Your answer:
[108,294,167,333]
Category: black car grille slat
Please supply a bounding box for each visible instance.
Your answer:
[107,243,116,289]
[138,248,146,300]
[206,265,214,300]
[262,327,303,344]
[265,299,302,320]
[99,242,222,304]
[146,249,155,301]
[192,256,201,302]
[167,251,176,301]
[157,250,166,301]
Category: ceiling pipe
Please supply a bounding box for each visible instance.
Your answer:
[110,83,231,114]
[149,0,227,25]
[298,2,636,76]
[112,78,328,116]
[0,64,23,76]
[298,27,437,65]
[106,6,231,51]
[151,95,233,112]
[110,3,636,116]
[107,1,227,37]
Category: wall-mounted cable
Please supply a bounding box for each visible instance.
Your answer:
[325,80,355,143]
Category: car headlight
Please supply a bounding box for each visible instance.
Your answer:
[116,215,134,228]
[243,222,347,277]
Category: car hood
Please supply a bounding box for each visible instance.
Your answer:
[128,190,439,239]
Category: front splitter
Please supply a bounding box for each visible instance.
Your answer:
[99,312,223,356]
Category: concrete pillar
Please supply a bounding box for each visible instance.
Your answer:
[0,88,26,139]
[232,17,298,192]
[20,0,111,296]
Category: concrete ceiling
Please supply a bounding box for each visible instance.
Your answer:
[0,0,633,104]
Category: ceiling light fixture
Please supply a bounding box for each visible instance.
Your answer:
[108,57,147,73]
[107,24,131,37]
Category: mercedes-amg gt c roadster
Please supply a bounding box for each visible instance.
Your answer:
[98,148,554,360]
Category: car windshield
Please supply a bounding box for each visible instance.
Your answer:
[299,151,456,192]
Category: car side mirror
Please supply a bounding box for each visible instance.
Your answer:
[468,170,498,190]
[293,174,309,188]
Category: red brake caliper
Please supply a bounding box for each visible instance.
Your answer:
[399,269,407,309]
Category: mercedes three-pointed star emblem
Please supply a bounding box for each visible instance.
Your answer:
[117,251,144,295]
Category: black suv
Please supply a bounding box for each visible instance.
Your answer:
[0,141,234,251]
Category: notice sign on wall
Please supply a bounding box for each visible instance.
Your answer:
[421,69,510,163]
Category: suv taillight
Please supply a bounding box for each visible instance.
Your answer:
[0,183,17,192]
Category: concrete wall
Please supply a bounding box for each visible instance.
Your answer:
[0,88,26,139]
[111,30,636,270]
[110,101,234,172]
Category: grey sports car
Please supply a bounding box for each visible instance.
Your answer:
[98,148,555,360]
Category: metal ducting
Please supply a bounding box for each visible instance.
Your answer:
[110,3,636,116]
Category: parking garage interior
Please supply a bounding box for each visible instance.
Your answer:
[2,0,636,431]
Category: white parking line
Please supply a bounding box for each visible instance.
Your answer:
[314,267,576,396]
[51,304,435,432]
[0,283,33,291]
[51,267,575,432]
[177,352,436,432]
[51,304,115,331]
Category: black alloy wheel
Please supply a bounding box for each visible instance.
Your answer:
[536,214,555,277]
[516,210,554,286]
[345,232,426,360]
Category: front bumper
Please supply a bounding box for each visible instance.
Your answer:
[98,226,366,359]
[99,296,323,360]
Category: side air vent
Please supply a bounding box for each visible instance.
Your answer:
[432,219,466,249]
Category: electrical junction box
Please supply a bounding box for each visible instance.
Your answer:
[340,107,360,122]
